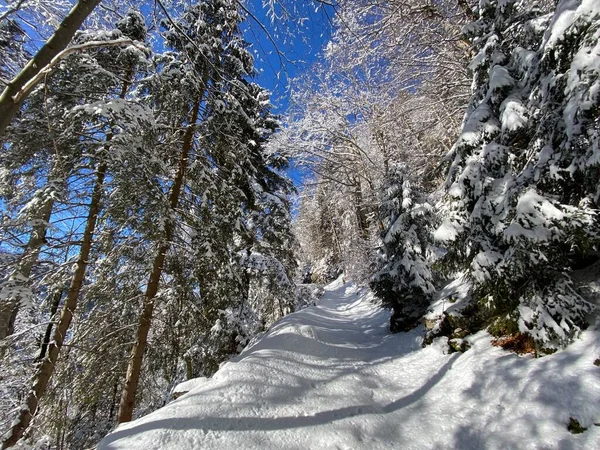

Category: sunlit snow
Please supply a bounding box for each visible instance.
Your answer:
[100,278,600,450]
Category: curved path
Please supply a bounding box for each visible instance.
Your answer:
[100,278,600,450]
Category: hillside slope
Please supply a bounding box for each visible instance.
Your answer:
[99,278,600,450]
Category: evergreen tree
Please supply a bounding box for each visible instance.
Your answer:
[118,0,295,421]
[1,11,154,447]
[371,165,435,332]
[0,0,103,135]
[0,18,28,82]
[435,0,599,350]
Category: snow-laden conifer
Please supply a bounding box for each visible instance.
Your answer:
[436,0,599,350]
[371,165,435,332]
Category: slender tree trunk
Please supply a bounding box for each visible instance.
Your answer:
[1,75,131,449]
[331,217,343,265]
[36,289,64,361]
[108,380,119,423]
[353,181,369,239]
[0,0,101,137]
[185,356,193,380]
[1,160,107,449]
[0,302,16,345]
[0,184,57,342]
[117,98,202,424]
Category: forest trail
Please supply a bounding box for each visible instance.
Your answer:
[99,278,600,450]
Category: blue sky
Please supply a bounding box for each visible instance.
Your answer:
[241,1,336,188]
[242,1,335,114]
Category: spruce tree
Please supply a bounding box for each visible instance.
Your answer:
[118,0,294,421]
[0,0,102,135]
[435,0,599,350]
[1,12,153,447]
[371,165,435,332]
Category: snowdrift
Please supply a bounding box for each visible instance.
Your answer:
[99,278,600,449]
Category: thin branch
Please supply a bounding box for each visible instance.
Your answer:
[13,39,144,105]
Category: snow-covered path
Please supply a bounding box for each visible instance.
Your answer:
[100,279,600,450]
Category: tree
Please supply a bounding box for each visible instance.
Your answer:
[1,12,153,447]
[117,0,294,422]
[277,0,473,284]
[0,18,28,83]
[0,0,102,136]
[434,0,599,350]
[371,165,435,332]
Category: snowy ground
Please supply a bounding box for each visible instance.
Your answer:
[99,278,600,450]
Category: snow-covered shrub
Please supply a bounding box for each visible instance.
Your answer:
[435,0,600,350]
[242,252,296,326]
[192,304,263,377]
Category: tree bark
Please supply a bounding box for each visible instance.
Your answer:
[117,98,202,424]
[0,0,101,137]
[36,289,64,361]
[1,160,107,449]
[352,180,369,239]
[0,184,56,342]
[1,73,131,449]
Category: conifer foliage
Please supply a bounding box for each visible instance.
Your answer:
[283,0,598,350]
[0,0,599,448]
[371,166,435,332]
[435,0,599,349]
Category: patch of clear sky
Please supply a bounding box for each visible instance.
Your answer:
[242,1,335,187]
[242,0,335,113]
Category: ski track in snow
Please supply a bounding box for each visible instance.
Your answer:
[100,278,600,450]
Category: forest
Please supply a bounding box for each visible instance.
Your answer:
[0,0,598,449]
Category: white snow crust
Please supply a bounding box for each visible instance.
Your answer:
[100,278,600,450]
[425,275,472,319]
[172,378,209,398]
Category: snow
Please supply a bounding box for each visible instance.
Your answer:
[72,99,154,130]
[99,278,600,450]
[455,103,500,147]
[425,275,472,319]
[489,65,514,91]
[172,378,209,398]
[504,188,566,242]
[563,16,600,144]
[542,0,580,50]
[500,95,528,132]
[468,35,499,70]
[433,217,463,242]
[471,249,504,283]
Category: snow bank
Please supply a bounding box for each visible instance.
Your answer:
[100,280,600,450]
[172,378,209,399]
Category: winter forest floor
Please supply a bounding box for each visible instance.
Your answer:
[99,278,600,450]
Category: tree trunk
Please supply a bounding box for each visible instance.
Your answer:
[117,98,202,424]
[353,180,369,239]
[0,0,101,137]
[36,289,64,361]
[0,184,57,342]
[108,380,119,423]
[0,302,17,346]
[1,74,131,449]
[1,160,107,449]
[185,356,193,380]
